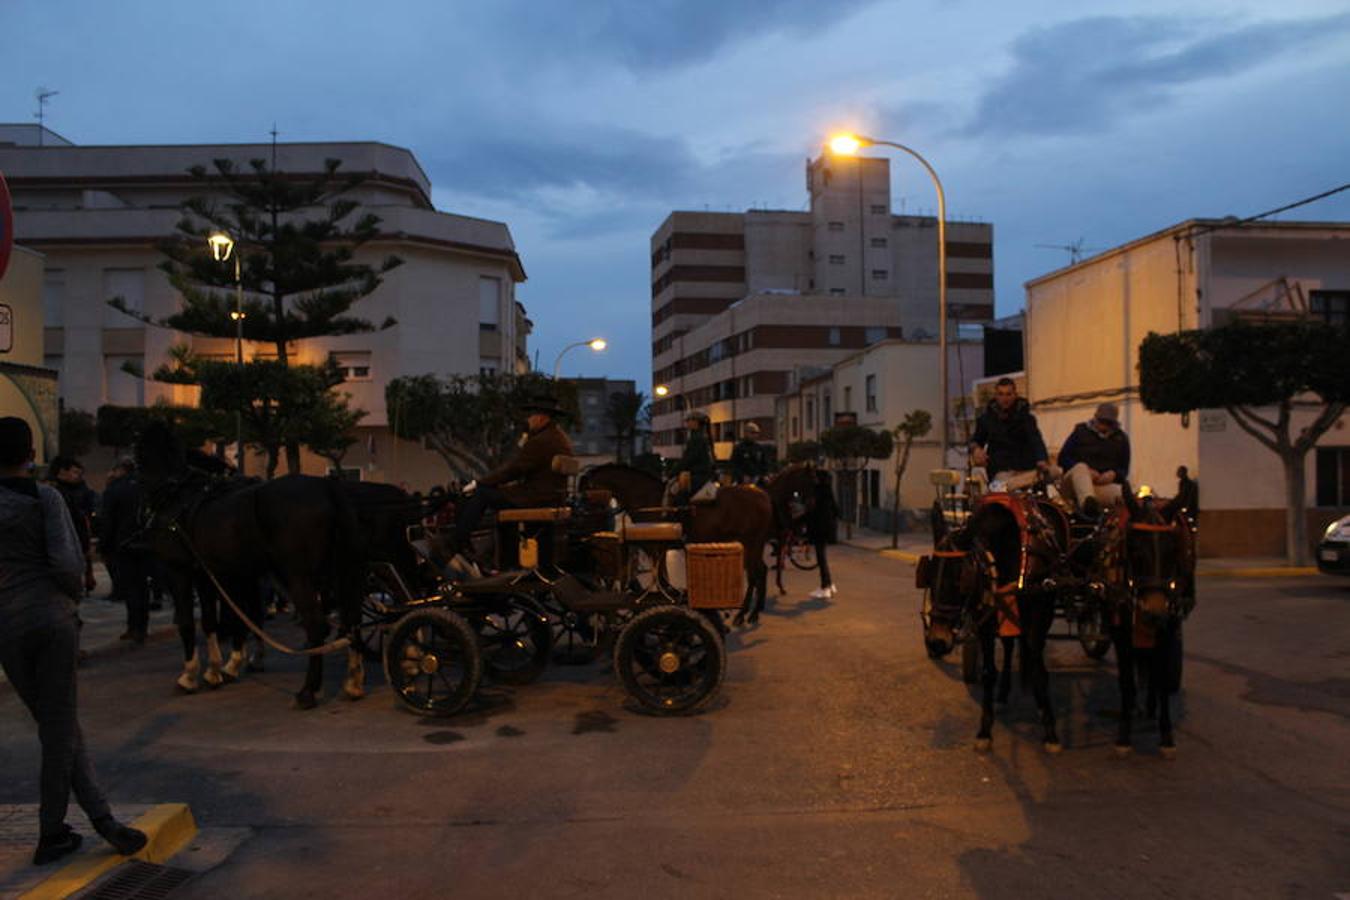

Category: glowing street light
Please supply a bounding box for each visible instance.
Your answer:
[653,384,670,397]
[827,131,951,465]
[553,337,608,379]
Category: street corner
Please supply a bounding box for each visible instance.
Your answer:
[0,802,196,900]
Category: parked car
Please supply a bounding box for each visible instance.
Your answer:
[1316,514,1350,575]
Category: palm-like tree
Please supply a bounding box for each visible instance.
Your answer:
[604,390,647,463]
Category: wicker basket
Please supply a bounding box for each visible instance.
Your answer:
[686,542,744,609]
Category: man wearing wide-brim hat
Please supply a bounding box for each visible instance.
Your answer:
[452,393,574,553]
[1056,401,1131,517]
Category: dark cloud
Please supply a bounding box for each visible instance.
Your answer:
[965,13,1350,137]
[477,0,880,71]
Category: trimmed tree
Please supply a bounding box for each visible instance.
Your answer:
[1139,320,1350,564]
[890,409,933,548]
[820,424,893,538]
[108,156,401,474]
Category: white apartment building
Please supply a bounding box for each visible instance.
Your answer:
[1026,218,1350,556]
[0,125,529,487]
[650,152,993,458]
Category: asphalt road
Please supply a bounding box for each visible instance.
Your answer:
[2,548,1347,899]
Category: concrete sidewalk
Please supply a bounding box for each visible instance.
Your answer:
[840,526,1326,578]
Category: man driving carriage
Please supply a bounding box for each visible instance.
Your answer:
[665,410,716,506]
[450,393,574,563]
[970,377,1051,490]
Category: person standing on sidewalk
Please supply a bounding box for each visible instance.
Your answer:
[46,457,98,596]
[0,417,147,866]
[99,458,150,644]
[807,469,838,600]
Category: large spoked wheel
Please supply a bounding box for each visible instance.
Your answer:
[615,605,726,716]
[551,609,611,665]
[477,599,553,685]
[384,609,482,717]
[787,537,818,571]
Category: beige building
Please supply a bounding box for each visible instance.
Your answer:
[1026,218,1350,556]
[775,339,984,528]
[0,125,529,487]
[650,152,993,458]
[0,244,58,462]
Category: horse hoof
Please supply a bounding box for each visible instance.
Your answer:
[174,679,198,695]
[342,686,365,702]
[973,738,992,753]
[1113,744,1132,758]
[1160,745,1177,760]
[1044,741,1063,755]
[294,692,318,710]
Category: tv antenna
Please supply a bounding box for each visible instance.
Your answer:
[1034,237,1102,266]
[34,87,59,145]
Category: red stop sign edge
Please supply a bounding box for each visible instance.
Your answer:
[0,172,13,282]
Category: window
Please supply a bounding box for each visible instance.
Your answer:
[1316,446,1350,506]
[871,269,888,280]
[102,268,144,327]
[828,221,845,232]
[865,326,886,344]
[43,270,66,327]
[844,386,852,411]
[870,204,887,214]
[828,327,841,346]
[806,396,815,431]
[823,391,832,423]
[870,237,887,248]
[828,254,845,265]
[479,357,499,376]
[791,416,799,438]
[865,374,877,412]
[1310,290,1350,326]
[331,351,372,381]
[479,276,501,331]
[869,470,881,506]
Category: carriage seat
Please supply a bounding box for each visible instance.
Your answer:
[622,521,683,542]
[498,507,573,523]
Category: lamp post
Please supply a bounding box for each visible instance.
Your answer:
[208,230,246,475]
[828,133,950,466]
[552,337,607,379]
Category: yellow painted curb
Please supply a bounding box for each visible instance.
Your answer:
[1197,566,1320,578]
[879,549,922,563]
[20,803,197,900]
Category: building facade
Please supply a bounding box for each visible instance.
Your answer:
[564,377,641,467]
[0,245,58,463]
[650,151,992,459]
[1025,218,1350,556]
[0,126,529,487]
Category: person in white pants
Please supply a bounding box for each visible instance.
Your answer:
[1056,402,1130,517]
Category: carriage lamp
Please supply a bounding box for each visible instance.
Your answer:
[208,231,235,262]
[1137,485,1154,499]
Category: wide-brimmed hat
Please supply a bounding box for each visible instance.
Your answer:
[521,393,566,417]
[1093,402,1120,427]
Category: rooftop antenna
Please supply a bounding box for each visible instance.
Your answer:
[34,87,59,146]
[269,122,279,169]
[1034,237,1103,266]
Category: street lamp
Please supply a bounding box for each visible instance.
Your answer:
[653,384,669,397]
[827,132,950,465]
[552,337,607,379]
[207,230,246,475]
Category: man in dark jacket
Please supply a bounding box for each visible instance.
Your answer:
[970,377,1049,490]
[46,457,97,595]
[1057,402,1130,516]
[0,417,146,866]
[667,410,716,504]
[99,459,150,643]
[730,422,768,484]
[452,395,574,553]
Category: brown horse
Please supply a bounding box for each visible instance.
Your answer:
[580,464,774,624]
[759,463,820,595]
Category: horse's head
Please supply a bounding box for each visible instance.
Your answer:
[918,537,982,656]
[766,463,817,523]
[579,463,664,512]
[1122,489,1193,625]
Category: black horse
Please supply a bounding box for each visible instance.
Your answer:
[136,422,367,709]
[1108,490,1194,758]
[760,463,820,597]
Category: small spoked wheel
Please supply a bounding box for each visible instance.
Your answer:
[384,609,482,717]
[354,583,393,663]
[614,605,726,716]
[787,538,818,571]
[477,599,552,685]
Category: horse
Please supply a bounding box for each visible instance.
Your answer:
[1106,489,1195,758]
[135,422,367,709]
[580,463,774,625]
[760,463,821,596]
[932,491,1067,753]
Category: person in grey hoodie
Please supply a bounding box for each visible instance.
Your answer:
[0,417,147,866]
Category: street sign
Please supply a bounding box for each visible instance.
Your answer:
[0,172,12,282]
[0,304,12,352]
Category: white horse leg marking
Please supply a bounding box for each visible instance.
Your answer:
[176,648,201,693]
[342,647,366,700]
[203,634,225,687]
[223,648,246,680]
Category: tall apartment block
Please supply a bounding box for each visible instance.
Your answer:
[649,152,993,457]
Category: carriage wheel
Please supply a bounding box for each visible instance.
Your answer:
[961,637,981,684]
[477,599,553,685]
[384,609,482,717]
[787,538,818,571]
[354,580,394,663]
[615,606,726,716]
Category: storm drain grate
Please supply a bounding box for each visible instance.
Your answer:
[82,861,195,900]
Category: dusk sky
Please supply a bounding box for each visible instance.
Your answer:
[5,0,1349,389]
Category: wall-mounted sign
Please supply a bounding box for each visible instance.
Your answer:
[1199,410,1226,432]
[0,173,12,282]
[0,304,11,353]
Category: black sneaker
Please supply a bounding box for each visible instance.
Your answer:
[92,816,148,856]
[33,824,82,865]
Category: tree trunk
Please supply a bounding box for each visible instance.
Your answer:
[265,445,280,480]
[285,442,302,475]
[891,438,914,549]
[1282,451,1308,566]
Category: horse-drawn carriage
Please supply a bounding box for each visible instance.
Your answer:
[356,455,752,718]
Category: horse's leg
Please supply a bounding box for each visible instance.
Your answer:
[171,572,201,694]
[1031,608,1061,753]
[996,635,1015,704]
[338,576,365,701]
[749,553,768,622]
[1157,622,1177,759]
[774,537,787,596]
[221,578,254,681]
[975,620,997,752]
[1113,622,1135,757]
[289,577,327,710]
